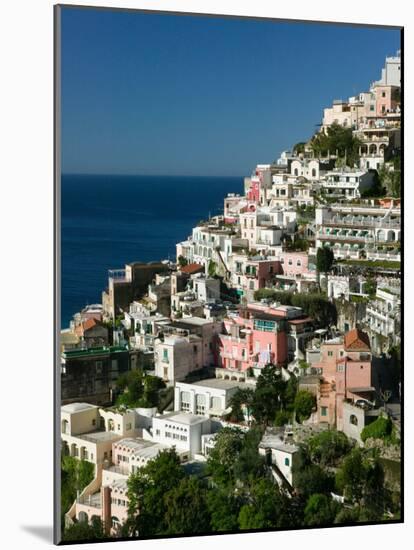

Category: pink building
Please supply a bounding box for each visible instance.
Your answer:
[247,177,260,202]
[314,329,373,429]
[375,85,399,116]
[280,251,311,277]
[218,306,288,371]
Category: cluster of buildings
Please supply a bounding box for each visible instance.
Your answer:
[61,52,401,536]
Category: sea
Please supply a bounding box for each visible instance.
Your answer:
[61,174,244,328]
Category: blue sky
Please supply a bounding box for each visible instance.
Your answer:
[60,7,401,176]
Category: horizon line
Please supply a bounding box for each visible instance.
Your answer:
[61,172,246,179]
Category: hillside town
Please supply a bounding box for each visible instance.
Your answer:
[60,52,402,541]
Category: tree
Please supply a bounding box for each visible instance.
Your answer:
[335,448,366,503]
[238,479,295,530]
[208,260,217,277]
[206,427,245,487]
[291,293,337,327]
[304,494,338,527]
[177,255,188,267]
[363,277,377,298]
[294,390,316,423]
[294,464,335,499]
[293,142,306,155]
[116,371,165,409]
[62,517,105,542]
[308,430,351,466]
[227,388,255,423]
[360,171,386,198]
[233,426,266,483]
[115,369,144,408]
[207,489,242,532]
[316,246,334,287]
[310,123,362,167]
[126,448,185,536]
[363,457,386,520]
[164,477,211,535]
[251,365,287,425]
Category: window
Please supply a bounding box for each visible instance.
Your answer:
[382,91,386,98]
[296,260,301,266]
[350,414,358,426]
[321,406,328,417]
[126,423,132,431]
[155,429,160,436]
[162,348,169,363]
[196,394,206,415]
[92,419,96,426]
[284,457,290,466]
[328,351,333,357]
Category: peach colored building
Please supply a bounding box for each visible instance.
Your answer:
[313,329,373,430]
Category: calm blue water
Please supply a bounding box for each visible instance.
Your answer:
[61,174,243,327]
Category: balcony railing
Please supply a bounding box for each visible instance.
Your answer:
[323,218,400,230]
[317,233,375,243]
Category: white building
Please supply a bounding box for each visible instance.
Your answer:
[372,51,401,88]
[314,203,400,261]
[154,330,203,384]
[321,169,375,199]
[151,412,212,457]
[258,429,300,488]
[365,285,400,353]
[174,378,249,417]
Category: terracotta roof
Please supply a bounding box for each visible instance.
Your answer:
[288,316,313,325]
[180,263,205,275]
[82,318,98,332]
[344,328,370,351]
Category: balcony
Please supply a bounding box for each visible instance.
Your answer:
[317,233,375,244]
[323,217,400,230]
[77,492,102,509]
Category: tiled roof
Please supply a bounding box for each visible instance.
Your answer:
[180,263,205,275]
[344,328,370,351]
[83,318,98,331]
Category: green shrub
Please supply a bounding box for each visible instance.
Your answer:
[361,415,393,443]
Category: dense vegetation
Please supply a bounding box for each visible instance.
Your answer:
[61,455,95,536]
[120,425,398,537]
[309,123,362,167]
[115,370,165,409]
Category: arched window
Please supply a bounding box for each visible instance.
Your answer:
[312,168,316,178]
[350,414,358,426]
[294,168,299,176]
[61,419,68,434]
[78,511,88,523]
